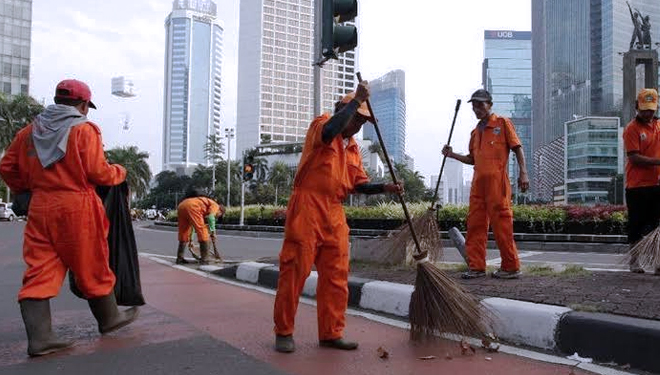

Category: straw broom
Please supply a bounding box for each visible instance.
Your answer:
[356,73,490,341]
[382,99,461,265]
[623,226,660,270]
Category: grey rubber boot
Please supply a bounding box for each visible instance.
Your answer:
[275,335,295,353]
[88,293,139,334]
[175,241,190,264]
[199,241,211,265]
[19,299,74,357]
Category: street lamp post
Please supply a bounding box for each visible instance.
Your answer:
[224,128,235,207]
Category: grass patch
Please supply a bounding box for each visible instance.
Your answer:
[523,265,555,276]
[568,303,601,313]
[559,265,590,277]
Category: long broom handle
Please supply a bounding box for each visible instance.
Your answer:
[430,99,461,208]
[356,72,425,259]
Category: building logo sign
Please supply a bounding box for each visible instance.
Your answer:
[485,30,531,40]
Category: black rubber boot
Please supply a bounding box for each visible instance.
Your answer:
[319,338,358,350]
[88,293,139,334]
[275,335,295,353]
[175,242,189,264]
[199,241,211,265]
[19,299,74,357]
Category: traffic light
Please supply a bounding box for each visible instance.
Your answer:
[243,155,254,181]
[322,0,358,60]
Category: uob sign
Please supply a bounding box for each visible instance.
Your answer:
[496,31,514,38]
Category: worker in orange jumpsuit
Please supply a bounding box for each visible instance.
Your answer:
[176,188,222,265]
[273,81,403,353]
[442,89,529,280]
[0,79,139,357]
[622,88,660,274]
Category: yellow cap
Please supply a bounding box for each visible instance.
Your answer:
[340,92,372,120]
[637,88,658,111]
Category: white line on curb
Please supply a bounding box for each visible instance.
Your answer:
[139,253,635,375]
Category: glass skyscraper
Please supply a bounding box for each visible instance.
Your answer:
[0,0,31,96]
[162,0,224,174]
[482,30,532,201]
[532,0,660,201]
[362,69,406,163]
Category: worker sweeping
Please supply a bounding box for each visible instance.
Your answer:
[188,211,223,261]
[176,188,222,265]
[622,88,660,274]
[0,79,139,357]
[272,81,403,353]
[442,89,529,279]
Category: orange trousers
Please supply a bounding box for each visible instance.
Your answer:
[19,191,116,301]
[465,172,520,272]
[178,209,210,242]
[273,191,350,340]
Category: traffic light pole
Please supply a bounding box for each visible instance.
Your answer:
[240,181,245,226]
[313,0,322,117]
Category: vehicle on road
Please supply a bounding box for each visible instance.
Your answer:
[0,203,16,221]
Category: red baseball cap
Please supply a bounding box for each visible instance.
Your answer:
[54,79,97,109]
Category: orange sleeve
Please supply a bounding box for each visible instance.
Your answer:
[205,198,220,216]
[309,114,330,149]
[349,151,370,187]
[78,123,127,186]
[468,129,477,157]
[0,129,28,192]
[502,117,522,149]
[623,125,640,153]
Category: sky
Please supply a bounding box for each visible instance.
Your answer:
[29,0,531,184]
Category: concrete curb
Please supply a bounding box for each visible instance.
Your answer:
[207,262,659,373]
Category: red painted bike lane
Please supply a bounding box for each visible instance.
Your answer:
[141,258,596,375]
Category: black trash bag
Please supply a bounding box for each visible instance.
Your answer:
[11,192,31,217]
[69,182,145,306]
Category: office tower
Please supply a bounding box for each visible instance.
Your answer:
[162,0,224,174]
[362,69,406,163]
[482,30,532,202]
[0,0,32,96]
[236,0,357,158]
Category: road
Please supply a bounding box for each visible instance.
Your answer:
[134,222,631,272]
[0,221,618,375]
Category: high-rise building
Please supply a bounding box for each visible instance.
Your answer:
[162,0,224,174]
[564,116,622,204]
[531,0,660,201]
[482,30,532,202]
[0,0,32,96]
[236,0,357,159]
[362,69,406,163]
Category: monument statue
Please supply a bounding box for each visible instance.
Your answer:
[628,2,653,50]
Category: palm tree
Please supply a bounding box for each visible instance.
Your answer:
[0,94,44,151]
[203,133,225,191]
[105,146,152,199]
[269,161,294,205]
[253,157,269,183]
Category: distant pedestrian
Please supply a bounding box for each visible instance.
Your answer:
[0,79,139,356]
[442,89,529,280]
[176,188,222,265]
[272,81,403,353]
[622,88,660,274]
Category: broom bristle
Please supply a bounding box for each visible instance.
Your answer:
[623,226,660,268]
[409,261,491,341]
[381,209,443,265]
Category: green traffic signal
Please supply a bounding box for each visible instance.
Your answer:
[322,0,358,60]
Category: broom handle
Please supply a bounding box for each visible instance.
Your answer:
[356,72,425,258]
[430,99,461,208]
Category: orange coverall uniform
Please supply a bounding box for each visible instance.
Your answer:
[273,113,369,341]
[0,122,126,301]
[177,197,220,243]
[465,113,521,272]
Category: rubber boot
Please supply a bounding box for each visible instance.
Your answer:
[199,241,211,265]
[19,299,74,357]
[175,242,189,264]
[275,335,295,353]
[88,293,139,334]
[319,337,359,350]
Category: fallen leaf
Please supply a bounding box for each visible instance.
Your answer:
[377,346,389,359]
[445,353,453,360]
[485,357,492,361]
[418,355,436,360]
[460,339,476,355]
